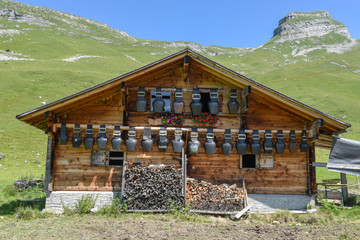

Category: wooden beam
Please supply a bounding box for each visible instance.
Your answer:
[241,85,251,113]
[234,203,253,219]
[52,123,307,135]
[307,119,324,142]
[313,162,360,170]
[183,55,190,81]
[340,173,348,202]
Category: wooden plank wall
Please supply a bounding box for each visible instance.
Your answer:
[59,93,123,125]
[244,95,305,130]
[187,132,308,195]
[53,139,123,191]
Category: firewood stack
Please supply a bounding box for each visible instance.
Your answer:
[186,178,245,212]
[123,165,184,210]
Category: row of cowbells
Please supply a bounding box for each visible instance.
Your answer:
[136,88,240,115]
[59,124,123,150]
[59,124,309,155]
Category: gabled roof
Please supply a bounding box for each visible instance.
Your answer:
[16,48,350,132]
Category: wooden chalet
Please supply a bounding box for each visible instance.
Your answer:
[16,49,351,211]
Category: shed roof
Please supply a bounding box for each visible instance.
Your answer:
[16,48,350,133]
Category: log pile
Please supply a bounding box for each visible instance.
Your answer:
[123,165,184,210]
[186,178,245,212]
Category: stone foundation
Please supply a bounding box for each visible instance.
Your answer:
[45,191,121,211]
[248,194,315,213]
[45,191,314,214]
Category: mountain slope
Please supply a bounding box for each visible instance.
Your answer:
[0,0,359,184]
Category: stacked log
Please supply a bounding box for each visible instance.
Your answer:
[123,165,184,210]
[186,178,245,212]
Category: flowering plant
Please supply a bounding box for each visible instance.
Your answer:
[188,112,219,127]
[152,113,186,126]
[151,112,219,127]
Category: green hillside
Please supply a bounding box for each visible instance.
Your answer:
[0,0,359,187]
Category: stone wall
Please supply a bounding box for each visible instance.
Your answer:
[248,194,315,213]
[45,191,121,212]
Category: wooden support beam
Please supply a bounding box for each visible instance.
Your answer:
[52,123,307,135]
[44,135,54,192]
[234,203,253,219]
[307,119,324,142]
[183,55,190,81]
[128,86,233,93]
[241,86,251,113]
[340,173,348,202]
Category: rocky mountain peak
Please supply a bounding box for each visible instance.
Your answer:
[272,11,351,43]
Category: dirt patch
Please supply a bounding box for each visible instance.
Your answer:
[0,214,359,240]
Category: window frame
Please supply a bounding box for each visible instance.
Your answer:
[91,150,125,167]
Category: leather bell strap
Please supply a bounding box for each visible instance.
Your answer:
[159,127,167,140]
[113,126,121,137]
[276,130,284,143]
[99,125,107,138]
[206,129,214,142]
[230,89,238,101]
[252,130,260,144]
[137,87,145,99]
[73,124,81,138]
[192,89,201,103]
[264,130,273,153]
[224,129,232,143]
[288,130,298,153]
[301,130,307,142]
[289,130,296,143]
[128,127,136,139]
[174,128,182,141]
[190,128,198,141]
[155,88,162,100]
[238,129,246,142]
[142,127,152,140]
[300,130,309,152]
[175,88,183,102]
[210,89,218,102]
[59,123,68,144]
[86,125,93,138]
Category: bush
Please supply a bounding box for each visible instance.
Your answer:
[74,194,97,215]
[97,198,129,217]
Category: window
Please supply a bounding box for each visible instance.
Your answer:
[239,154,274,169]
[151,91,171,112]
[200,92,210,113]
[91,150,124,167]
[109,151,124,166]
[240,154,258,169]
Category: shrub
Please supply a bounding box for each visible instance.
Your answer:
[74,194,97,215]
[97,197,129,217]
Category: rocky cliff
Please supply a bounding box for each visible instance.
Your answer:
[273,11,351,42]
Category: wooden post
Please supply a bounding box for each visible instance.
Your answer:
[340,173,348,203]
[120,160,127,202]
[181,148,187,207]
[44,135,54,192]
[308,142,317,195]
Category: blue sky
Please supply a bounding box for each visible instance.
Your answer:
[15,0,360,48]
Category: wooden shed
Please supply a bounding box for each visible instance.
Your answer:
[16,49,350,212]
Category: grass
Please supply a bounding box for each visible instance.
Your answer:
[0,0,360,212]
